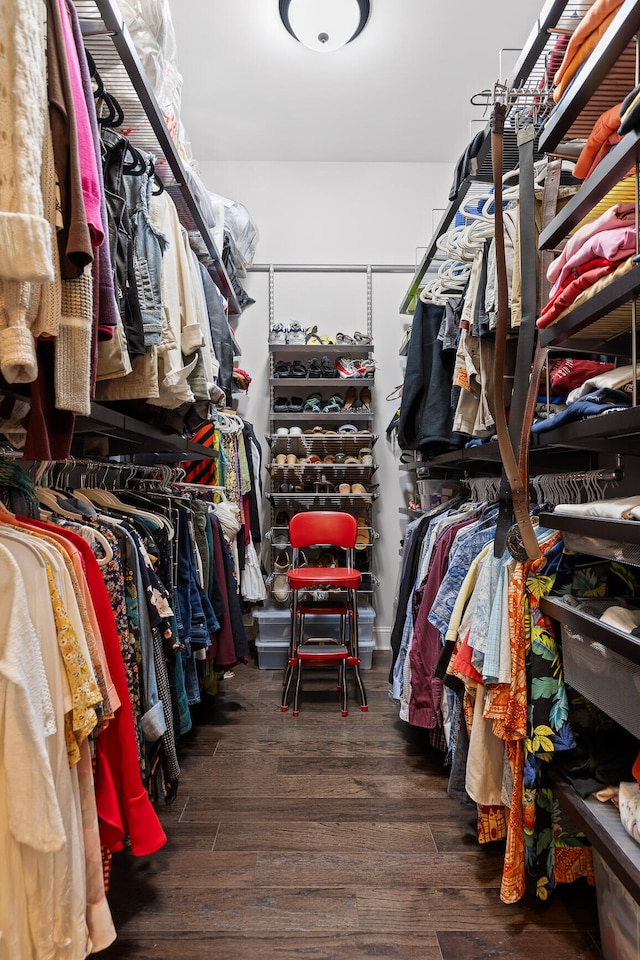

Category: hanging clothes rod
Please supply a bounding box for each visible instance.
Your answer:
[249,264,415,274]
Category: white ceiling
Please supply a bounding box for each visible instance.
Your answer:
[169,0,546,165]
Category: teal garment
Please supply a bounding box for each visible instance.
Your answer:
[218,440,229,486]
[237,432,251,495]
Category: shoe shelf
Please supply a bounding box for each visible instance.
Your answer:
[538,0,640,154]
[271,411,374,422]
[538,264,640,353]
[267,325,379,607]
[269,492,379,505]
[269,377,373,387]
[267,433,377,448]
[269,463,377,482]
[269,343,374,356]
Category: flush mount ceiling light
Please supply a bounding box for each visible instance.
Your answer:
[279,0,370,53]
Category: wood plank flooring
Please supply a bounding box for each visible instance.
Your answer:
[100,656,603,959]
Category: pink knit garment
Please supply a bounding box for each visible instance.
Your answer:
[57,0,104,247]
[548,222,637,297]
[547,202,635,287]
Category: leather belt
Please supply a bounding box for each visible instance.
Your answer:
[491,104,541,560]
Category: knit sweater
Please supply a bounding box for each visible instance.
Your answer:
[0,0,54,283]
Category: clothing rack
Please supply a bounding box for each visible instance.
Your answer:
[22,457,185,490]
[249,264,415,274]
[531,468,623,504]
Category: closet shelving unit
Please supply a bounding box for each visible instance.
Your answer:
[538,592,640,904]
[537,0,640,155]
[395,0,590,515]
[398,0,572,319]
[19,0,245,466]
[74,0,241,318]
[528,0,640,912]
[266,325,379,601]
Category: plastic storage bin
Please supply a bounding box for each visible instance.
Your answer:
[593,851,640,960]
[254,606,376,670]
[254,605,375,645]
[256,638,374,670]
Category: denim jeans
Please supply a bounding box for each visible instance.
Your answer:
[123,157,166,346]
[102,128,145,357]
[176,507,221,704]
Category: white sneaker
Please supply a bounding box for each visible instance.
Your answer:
[273,551,291,603]
[276,427,289,437]
[289,425,303,437]
[270,322,288,344]
[336,356,360,378]
[287,321,305,344]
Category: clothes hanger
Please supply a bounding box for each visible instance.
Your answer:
[34,486,83,519]
[176,481,229,502]
[63,521,114,566]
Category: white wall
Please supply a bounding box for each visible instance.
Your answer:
[199,160,452,648]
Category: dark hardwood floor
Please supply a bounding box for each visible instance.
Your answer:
[101,655,602,959]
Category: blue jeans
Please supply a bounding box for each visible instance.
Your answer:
[124,160,166,345]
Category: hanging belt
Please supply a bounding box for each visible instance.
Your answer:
[491,104,541,561]
[516,157,563,491]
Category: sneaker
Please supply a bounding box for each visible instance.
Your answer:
[270,322,287,344]
[289,425,304,437]
[273,550,291,603]
[272,511,290,548]
[276,427,289,437]
[336,356,360,378]
[356,358,376,377]
[287,321,305,344]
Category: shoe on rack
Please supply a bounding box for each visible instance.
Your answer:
[355,517,370,550]
[336,356,360,379]
[359,385,372,411]
[270,322,288,344]
[272,512,290,548]
[273,550,291,603]
[307,357,322,377]
[356,358,376,377]
[288,320,306,344]
[343,386,357,410]
[289,425,304,437]
[321,356,339,378]
[273,360,292,378]
[322,393,345,413]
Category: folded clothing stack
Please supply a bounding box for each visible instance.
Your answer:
[537,202,636,330]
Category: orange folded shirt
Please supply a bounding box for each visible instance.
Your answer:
[573,102,623,178]
[554,0,624,102]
